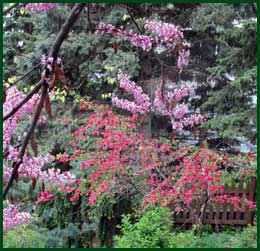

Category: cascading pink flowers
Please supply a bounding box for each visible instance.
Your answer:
[96,20,190,72]
[3,87,44,149]
[96,23,153,51]
[3,87,76,186]
[112,73,204,132]
[3,204,30,231]
[181,114,204,127]
[96,19,199,131]
[144,20,190,72]
[25,3,58,12]
[172,105,188,119]
[40,169,76,185]
[112,73,151,114]
[144,20,184,45]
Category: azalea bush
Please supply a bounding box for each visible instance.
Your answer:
[34,100,256,239]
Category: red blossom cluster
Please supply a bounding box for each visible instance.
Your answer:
[34,104,256,218]
[36,191,54,205]
[60,186,81,202]
[143,148,256,214]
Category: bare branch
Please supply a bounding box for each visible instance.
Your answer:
[126,5,143,33]
[5,62,41,89]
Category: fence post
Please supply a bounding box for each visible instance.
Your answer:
[245,176,257,225]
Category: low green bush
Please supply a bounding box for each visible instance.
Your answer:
[3,225,46,248]
[114,205,257,248]
[170,225,257,248]
[114,206,174,248]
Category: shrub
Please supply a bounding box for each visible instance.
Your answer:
[114,206,174,248]
[230,225,257,248]
[169,225,257,248]
[3,225,46,248]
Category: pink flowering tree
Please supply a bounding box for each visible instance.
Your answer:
[3,86,76,230]
[3,4,86,231]
[95,20,204,139]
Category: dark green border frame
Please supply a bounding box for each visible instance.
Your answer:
[1,1,259,250]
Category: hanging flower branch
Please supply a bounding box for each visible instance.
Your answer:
[25,3,58,12]
[95,19,202,137]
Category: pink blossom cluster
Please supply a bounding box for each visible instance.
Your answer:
[144,20,184,45]
[4,152,75,185]
[96,23,153,51]
[151,85,204,131]
[3,151,54,181]
[112,73,151,114]
[3,165,12,182]
[3,204,30,231]
[19,154,55,179]
[25,3,57,11]
[144,20,190,72]
[112,97,145,114]
[177,49,190,73]
[181,114,204,127]
[40,169,76,185]
[173,86,193,101]
[3,87,75,187]
[152,88,190,117]
[3,87,41,149]
[96,21,190,72]
[172,105,188,119]
[112,73,204,132]
[152,88,169,115]
[171,121,184,131]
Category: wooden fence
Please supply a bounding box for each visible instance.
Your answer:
[173,177,257,229]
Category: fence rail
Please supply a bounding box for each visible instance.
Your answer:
[173,177,257,228]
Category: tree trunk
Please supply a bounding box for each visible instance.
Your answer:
[199,85,207,146]
[139,55,153,139]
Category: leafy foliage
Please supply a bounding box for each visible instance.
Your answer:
[3,225,46,248]
[191,4,257,143]
[114,206,174,248]
[170,225,257,248]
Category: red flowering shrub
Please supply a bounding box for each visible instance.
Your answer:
[36,101,256,228]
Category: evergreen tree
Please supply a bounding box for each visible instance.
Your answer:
[191,3,257,145]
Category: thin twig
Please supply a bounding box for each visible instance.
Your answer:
[6,62,41,88]
[126,5,143,33]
